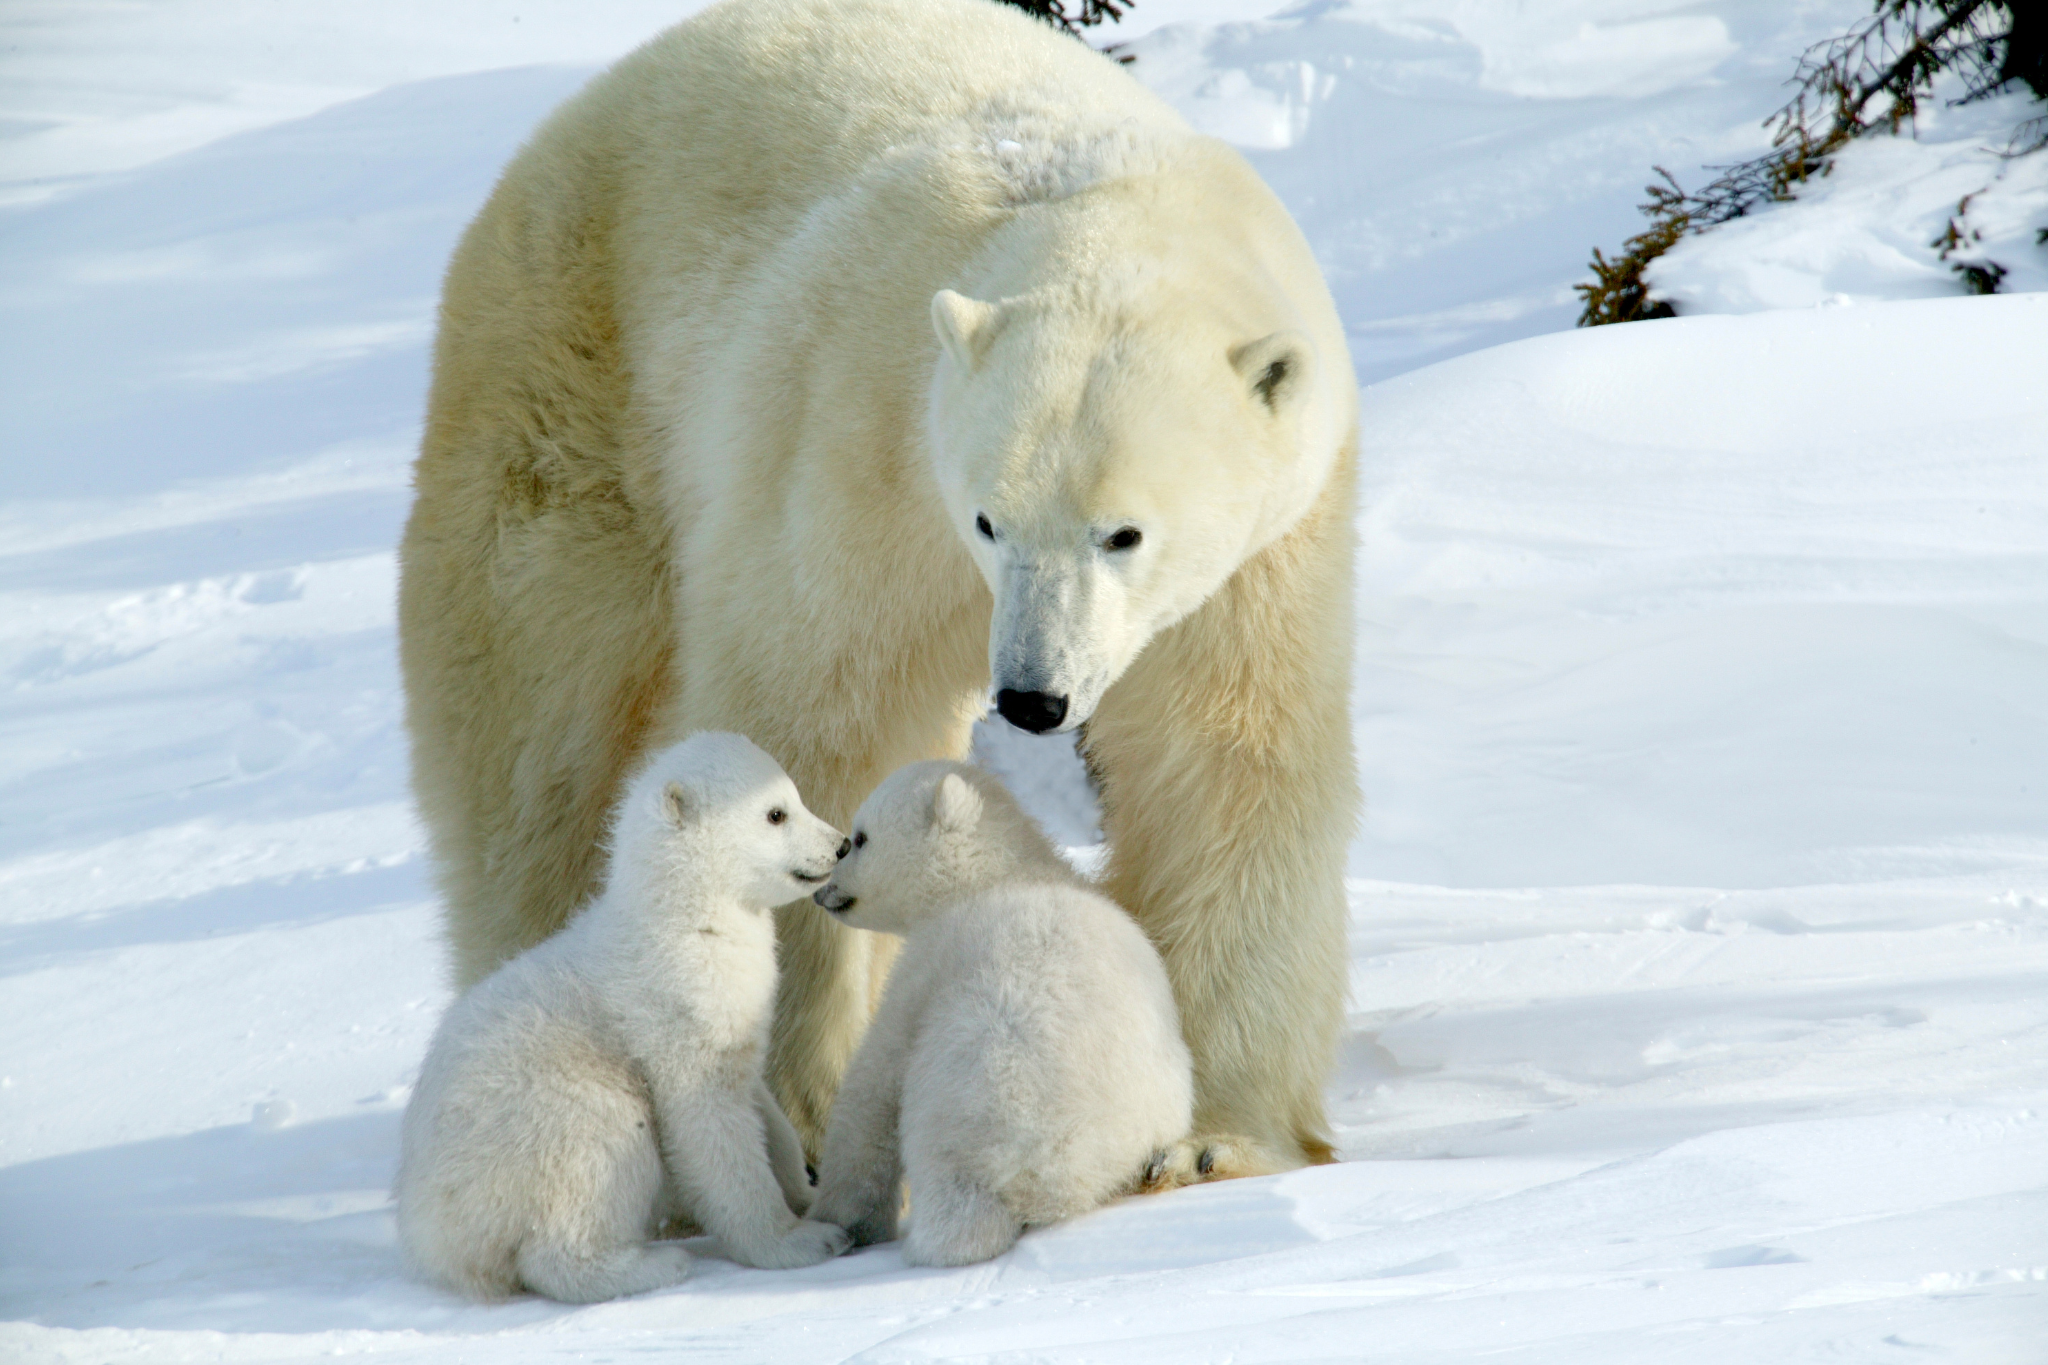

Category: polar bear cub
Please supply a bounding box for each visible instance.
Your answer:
[395,732,853,1302]
[808,761,1193,1265]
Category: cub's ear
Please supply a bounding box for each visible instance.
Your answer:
[931,772,984,834]
[931,290,1005,373]
[1229,331,1312,417]
[662,781,696,827]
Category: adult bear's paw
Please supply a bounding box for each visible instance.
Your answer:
[1137,1134,1286,1193]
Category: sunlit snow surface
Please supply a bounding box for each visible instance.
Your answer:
[3,1,2045,1361]
[1648,87,2048,310]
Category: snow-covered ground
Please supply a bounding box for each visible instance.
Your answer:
[3,1,2045,1361]
[1648,86,2048,310]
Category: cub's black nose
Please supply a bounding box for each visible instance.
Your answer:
[996,688,1067,733]
[836,838,851,859]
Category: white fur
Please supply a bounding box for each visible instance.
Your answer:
[933,264,1338,729]
[808,762,1192,1265]
[394,733,852,1301]
[401,0,1359,1170]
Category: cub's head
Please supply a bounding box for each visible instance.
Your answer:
[924,199,1349,735]
[617,732,843,911]
[812,761,1047,935]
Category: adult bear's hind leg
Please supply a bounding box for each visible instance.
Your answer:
[402,444,678,988]
[400,153,680,989]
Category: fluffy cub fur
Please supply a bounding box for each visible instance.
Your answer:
[395,732,852,1302]
[400,0,1359,1172]
[808,761,1192,1265]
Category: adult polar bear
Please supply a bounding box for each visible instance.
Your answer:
[399,0,1359,1171]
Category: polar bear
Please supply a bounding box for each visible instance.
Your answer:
[398,0,1359,1173]
[807,761,1192,1264]
[394,733,852,1302]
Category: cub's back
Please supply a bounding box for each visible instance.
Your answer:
[914,880,1187,1099]
[902,881,1191,1216]
[395,933,645,1292]
[401,931,624,1162]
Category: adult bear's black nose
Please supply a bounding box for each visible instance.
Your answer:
[836,838,851,859]
[996,689,1067,733]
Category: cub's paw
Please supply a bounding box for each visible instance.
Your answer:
[631,1241,696,1292]
[1137,1135,1280,1193]
[754,1219,852,1269]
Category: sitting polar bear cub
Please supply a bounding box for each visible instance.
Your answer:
[395,732,853,1302]
[809,761,1194,1265]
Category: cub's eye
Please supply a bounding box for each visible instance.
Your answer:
[767,808,787,825]
[1106,526,1142,552]
[975,514,995,540]
[852,831,867,849]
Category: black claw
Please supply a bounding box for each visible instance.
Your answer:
[1143,1150,1168,1185]
[806,1163,819,1187]
[1196,1147,1215,1177]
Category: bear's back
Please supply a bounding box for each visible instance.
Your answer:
[495,0,1196,306]
[901,880,1190,1212]
[602,0,1182,193]
[912,880,1186,1095]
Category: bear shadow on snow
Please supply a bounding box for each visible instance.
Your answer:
[0,860,429,981]
[0,1113,441,1332]
[3,1111,875,1331]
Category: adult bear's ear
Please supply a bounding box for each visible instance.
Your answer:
[931,290,1004,372]
[663,781,696,827]
[1230,331,1312,417]
[931,772,984,834]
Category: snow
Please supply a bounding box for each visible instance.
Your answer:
[1649,89,2048,310]
[3,1,2045,1361]
[1118,0,1897,381]
[1350,294,2048,887]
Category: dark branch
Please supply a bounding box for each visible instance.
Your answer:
[1576,1,2045,327]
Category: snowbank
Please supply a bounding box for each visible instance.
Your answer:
[1118,0,1884,381]
[1649,90,2048,310]
[1352,293,2048,887]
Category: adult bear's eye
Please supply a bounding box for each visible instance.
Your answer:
[975,514,995,540]
[767,808,787,825]
[1106,526,1142,551]
[853,831,867,848]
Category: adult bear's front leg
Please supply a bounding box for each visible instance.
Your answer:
[731,634,987,1157]
[1085,447,1359,1172]
[765,900,888,1159]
